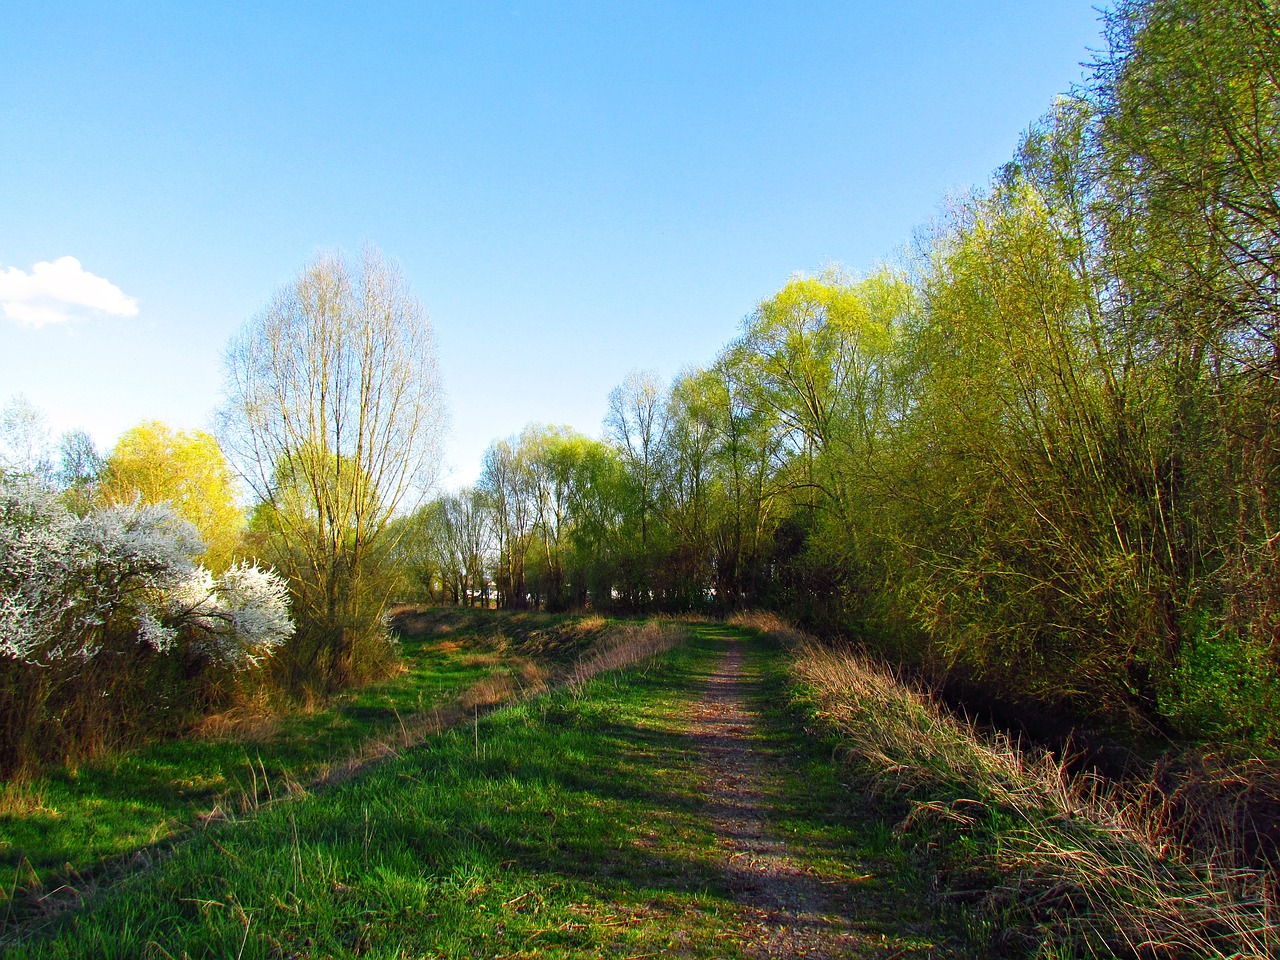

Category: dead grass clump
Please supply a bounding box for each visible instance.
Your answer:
[0,780,55,817]
[459,674,517,711]
[573,615,608,634]
[1140,751,1280,874]
[192,688,283,743]
[728,610,810,645]
[789,639,1280,959]
[459,651,505,668]
[567,621,689,687]
[432,639,465,655]
[515,659,552,690]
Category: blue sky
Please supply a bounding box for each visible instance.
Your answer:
[1,1,1107,488]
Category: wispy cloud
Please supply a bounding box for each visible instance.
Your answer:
[0,257,139,327]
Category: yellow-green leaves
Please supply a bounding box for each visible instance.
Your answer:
[100,421,244,572]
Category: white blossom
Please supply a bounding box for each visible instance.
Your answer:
[0,479,74,660]
[70,500,204,593]
[207,561,295,667]
[0,477,294,669]
[167,566,219,630]
[136,606,177,653]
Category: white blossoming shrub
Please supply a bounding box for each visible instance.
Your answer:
[0,476,296,770]
[66,499,205,658]
[165,564,219,630]
[216,562,295,656]
[173,561,295,667]
[0,479,75,661]
[0,477,294,668]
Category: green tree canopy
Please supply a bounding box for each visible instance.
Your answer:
[100,421,244,573]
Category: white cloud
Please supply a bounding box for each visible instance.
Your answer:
[0,256,139,327]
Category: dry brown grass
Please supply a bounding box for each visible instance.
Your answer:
[431,639,464,654]
[515,658,551,687]
[191,687,283,743]
[572,614,608,634]
[727,610,809,643]
[1140,751,1280,874]
[458,651,507,668]
[0,780,54,818]
[566,621,690,688]
[768,621,1280,959]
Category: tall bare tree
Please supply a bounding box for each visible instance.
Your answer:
[220,246,445,689]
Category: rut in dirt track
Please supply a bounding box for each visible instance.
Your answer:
[685,636,937,959]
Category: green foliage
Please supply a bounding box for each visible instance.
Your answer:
[395,0,1279,740]
[689,0,1280,738]
[3,629,946,959]
[1162,618,1280,743]
[0,609,603,889]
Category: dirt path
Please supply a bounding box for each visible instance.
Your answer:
[686,637,944,959]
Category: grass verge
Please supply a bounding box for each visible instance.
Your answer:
[4,625,954,958]
[765,618,1280,959]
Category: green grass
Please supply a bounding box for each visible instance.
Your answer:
[750,649,941,941]
[4,626,957,958]
[0,609,604,885]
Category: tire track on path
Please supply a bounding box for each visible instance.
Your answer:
[686,632,952,959]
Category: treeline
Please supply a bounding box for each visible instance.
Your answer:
[2,0,1273,769]
[412,0,1280,740]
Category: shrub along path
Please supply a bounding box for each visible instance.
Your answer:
[7,626,962,958]
[0,611,614,882]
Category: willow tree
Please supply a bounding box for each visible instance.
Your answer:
[523,426,593,612]
[221,247,445,690]
[729,268,906,628]
[479,435,538,609]
[416,487,493,606]
[1097,0,1280,696]
[604,370,669,608]
[659,370,718,609]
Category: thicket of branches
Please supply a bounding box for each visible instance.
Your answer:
[418,0,1280,741]
[3,0,1271,763]
[221,247,445,694]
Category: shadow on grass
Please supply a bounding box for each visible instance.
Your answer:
[5,629,947,959]
[0,638,508,877]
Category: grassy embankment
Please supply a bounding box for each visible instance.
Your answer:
[735,612,1280,959]
[0,610,617,910]
[5,626,954,958]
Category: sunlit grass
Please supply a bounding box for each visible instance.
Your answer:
[0,610,603,883]
[781,629,1280,958]
[4,626,950,958]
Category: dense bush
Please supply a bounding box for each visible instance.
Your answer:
[0,477,293,774]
